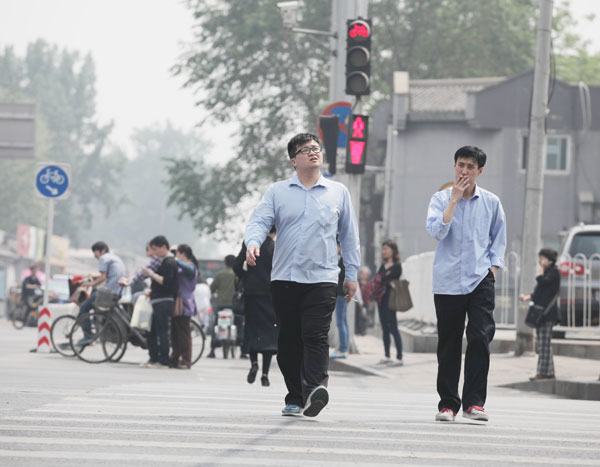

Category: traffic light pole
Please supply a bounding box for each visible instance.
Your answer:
[327,0,368,354]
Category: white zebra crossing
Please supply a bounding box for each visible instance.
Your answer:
[1,379,599,466]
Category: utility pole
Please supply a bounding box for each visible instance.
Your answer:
[515,0,554,356]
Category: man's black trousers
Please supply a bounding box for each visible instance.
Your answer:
[434,270,496,413]
[271,281,337,407]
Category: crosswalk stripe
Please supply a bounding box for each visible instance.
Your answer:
[1,425,599,453]
[1,436,600,465]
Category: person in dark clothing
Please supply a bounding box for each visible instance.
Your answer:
[376,240,403,365]
[142,235,178,368]
[233,227,278,386]
[519,248,560,380]
[21,263,42,309]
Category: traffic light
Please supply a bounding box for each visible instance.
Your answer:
[345,114,369,174]
[319,115,339,174]
[345,18,371,96]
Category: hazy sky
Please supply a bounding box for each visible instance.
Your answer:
[1,0,599,163]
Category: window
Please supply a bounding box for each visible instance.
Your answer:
[521,135,569,173]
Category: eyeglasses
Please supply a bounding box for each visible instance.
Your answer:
[295,145,322,156]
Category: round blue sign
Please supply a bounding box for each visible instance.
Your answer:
[35,165,69,198]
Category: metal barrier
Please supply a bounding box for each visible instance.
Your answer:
[496,251,519,326]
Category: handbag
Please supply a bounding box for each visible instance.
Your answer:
[389,279,413,312]
[232,282,245,315]
[525,294,559,328]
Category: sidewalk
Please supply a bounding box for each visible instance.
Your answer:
[329,334,600,401]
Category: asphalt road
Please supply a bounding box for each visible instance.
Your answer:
[1,321,599,466]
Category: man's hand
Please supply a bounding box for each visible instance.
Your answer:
[450,174,470,203]
[343,280,358,303]
[491,266,499,279]
[118,277,129,287]
[246,245,260,266]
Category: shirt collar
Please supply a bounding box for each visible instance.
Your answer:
[473,184,482,199]
[289,173,329,190]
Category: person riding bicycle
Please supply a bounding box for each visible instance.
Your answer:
[76,241,126,345]
[21,263,42,326]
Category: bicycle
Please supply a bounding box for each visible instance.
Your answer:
[70,289,205,365]
[11,291,42,330]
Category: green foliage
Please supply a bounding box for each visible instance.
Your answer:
[167,0,596,238]
[0,40,124,241]
[80,122,222,257]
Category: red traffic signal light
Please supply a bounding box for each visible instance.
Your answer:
[346,114,368,174]
[346,19,371,96]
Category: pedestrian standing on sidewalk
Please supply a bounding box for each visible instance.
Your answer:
[142,235,178,369]
[426,146,506,423]
[245,132,360,418]
[375,240,404,366]
[171,244,199,369]
[331,240,349,359]
[519,248,560,381]
[233,227,278,387]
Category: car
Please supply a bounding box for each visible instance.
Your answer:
[557,224,600,327]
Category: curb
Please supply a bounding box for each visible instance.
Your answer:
[329,357,387,377]
[500,378,600,401]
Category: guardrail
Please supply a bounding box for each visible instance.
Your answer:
[496,251,520,326]
[559,253,600,329]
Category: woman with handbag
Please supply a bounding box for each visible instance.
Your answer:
[233,227,278,386]
[519,248,560,380]
[375,240,404,365]
[171,244,198,369]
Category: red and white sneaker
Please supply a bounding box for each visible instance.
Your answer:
[435,408,456,422]
[463,405,488,421]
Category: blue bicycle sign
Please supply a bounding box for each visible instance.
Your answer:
[35,163,70,199]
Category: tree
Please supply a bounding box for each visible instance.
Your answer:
[0,40,124,241]
[167,0,592,238]
[80,122,222,257]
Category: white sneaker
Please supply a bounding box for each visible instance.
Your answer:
[463,405,488,421]
[435,408,456,422]
[377,358,392,365]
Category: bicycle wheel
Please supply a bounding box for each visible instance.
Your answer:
[190,320,206,365]
[11,304,27,330]
[50,314,76,357]
[70,312,123,364]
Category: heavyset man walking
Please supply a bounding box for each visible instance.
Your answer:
[426,146,506,422]
[245,133,360,418]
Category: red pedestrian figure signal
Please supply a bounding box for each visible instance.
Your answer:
[346,114,369,174]
[352,116,365,138]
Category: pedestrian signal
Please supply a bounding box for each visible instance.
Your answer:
[345,114,368,174]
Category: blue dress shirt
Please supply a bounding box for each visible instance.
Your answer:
[245,174,361,284]
[426,185,506,295]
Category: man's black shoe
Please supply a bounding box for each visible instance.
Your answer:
[206,351,216,359]
[303,385,329,417]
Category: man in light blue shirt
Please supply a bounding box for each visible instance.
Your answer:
[426,146,506,423]
[245,133,360,418]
